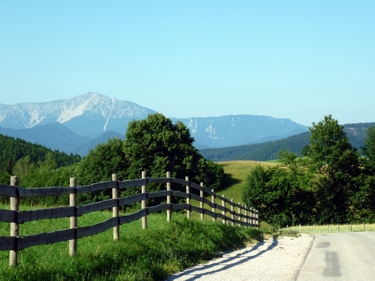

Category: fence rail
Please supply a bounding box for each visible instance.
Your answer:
[0,172,259,266]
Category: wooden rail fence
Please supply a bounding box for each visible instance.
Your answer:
[0,172,259,267]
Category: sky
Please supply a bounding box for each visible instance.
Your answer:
[1,1,374,127]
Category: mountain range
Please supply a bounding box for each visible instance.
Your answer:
[0,92,309,156]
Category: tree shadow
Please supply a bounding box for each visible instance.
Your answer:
[216,173,241,193]
[165,237,278,281]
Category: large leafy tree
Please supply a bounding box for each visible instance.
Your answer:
[123,113,224,192]
[308,115,360,223]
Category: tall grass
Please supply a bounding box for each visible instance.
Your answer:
[0,209,262,281]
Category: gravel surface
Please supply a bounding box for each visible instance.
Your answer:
[165,234,313,281]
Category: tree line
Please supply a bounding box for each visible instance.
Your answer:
[242,115,375,227]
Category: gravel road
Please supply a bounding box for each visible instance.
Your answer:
[165,234,313,281]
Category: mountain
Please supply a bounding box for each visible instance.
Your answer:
[172,115,308,149]
[0,92,156,137]
[0,92,309,155]
[200,123,375,161]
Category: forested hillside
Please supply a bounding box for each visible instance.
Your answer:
[0,134,81,175]
[201,122,375,161]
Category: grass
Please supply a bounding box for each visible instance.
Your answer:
[216,160,276,205]
[0,210,262,280]
[281,223,375,235]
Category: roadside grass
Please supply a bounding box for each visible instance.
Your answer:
[0,206,263,281]
[281,223,375,235]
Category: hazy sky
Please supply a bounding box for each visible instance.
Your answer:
[1,1,374,126]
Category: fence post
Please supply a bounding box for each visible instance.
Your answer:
[9,176,19,267]
[211,189,216,222]
[231,199,234,226]
[200,182,204,221]
[222,195,226,224]
[69,177,77,257]
[244,205,248,227]
[112,174,119,241]
[166,172,171,222]
[237,203,242,227]
[142,171,147,229]
[186,176,191,219]
[249,207,255,227]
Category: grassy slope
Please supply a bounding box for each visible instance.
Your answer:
[217,160,276,205]
[0,161,269,280]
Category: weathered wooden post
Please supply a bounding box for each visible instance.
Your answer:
[69,177,77,257]
[249,207,253,227]
[166,172,171,222]
[186,176,191,219]
[211,189,216,222]
[9,176,19,267]
[222,195,226,224]
[238,203,242,227]
[200,182,204,221]
[112,174,119,241]
[142,171,147,229]
[244,205,248,227]
[231,199,234,226]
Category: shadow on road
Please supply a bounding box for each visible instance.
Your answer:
[166,237,278,281]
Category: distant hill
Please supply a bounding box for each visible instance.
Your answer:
[201,123,375,161]
[74,130,124,156]
[0,123,125,156]
[0,123,90,154]
[0,134,81,174]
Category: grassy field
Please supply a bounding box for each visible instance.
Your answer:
[216,160,276,205]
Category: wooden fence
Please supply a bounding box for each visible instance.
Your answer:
[0,172,259,267]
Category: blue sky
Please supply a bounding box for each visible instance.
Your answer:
[1,1,374,126]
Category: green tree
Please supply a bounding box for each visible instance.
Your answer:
[362,125,375,170]
[242,150,315,227]
[308,115,360,224]
[123,114,224,194]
